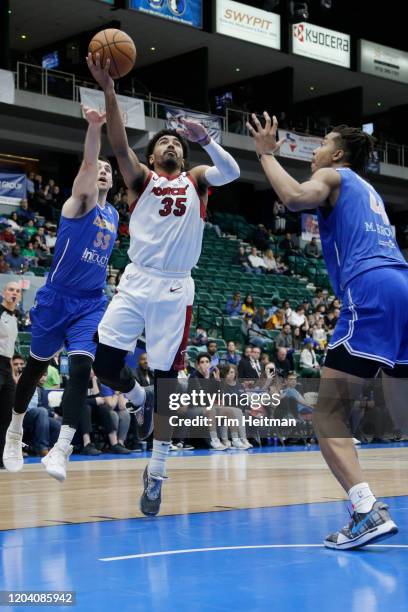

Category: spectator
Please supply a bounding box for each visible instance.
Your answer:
[253,224,271,251]
[241,294,255,317]
[276,255,289,274]
[17,199,36,224]
[5,212,22,232]
[292,326,303,350]
[0,227,17,247]
[45,226,57,251]
[253,306,267,328]
[313,320,328,348]
[299,339,321,378]
[241,314,269,349]
[281,232,300,258]
[26,172,35,196]
[50,185,64,209]
[263,249,278,273]
[43,362,61,389]
[32,238,51,267]
[192,326,208,347]
[282,373,314,419]
[276,323,293,348]
[226,340,241,365]
[238,345,262,379]
[207,340,220,370]
[21,241,38,265]
[218,365,252,449]
[0,254,10,274]
[313,288,326,309]
[235,246,252,273]
[265,307,285,330]
[105,275,117,300]
[5,245,26,273]
[133,352,154,387]
[275,347,292,379]
[225,291,242,316]
[289,305,309,331]
[304,237,320,259]
[273,200,286,233]
[267,298,280,318]
[22,219,38,240]
[99,384,131,452]
[283,300,292,320]
[248,246,266,274]
[186,353,226,450]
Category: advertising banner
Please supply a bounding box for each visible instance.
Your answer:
[164,106,222,143]
[360,39,408,84]
[0,173,27,206]
[279,131,321,162]
[130,0,202,28]
[79,87,146,130]
[292,22,350,68]
[216,0,280,49]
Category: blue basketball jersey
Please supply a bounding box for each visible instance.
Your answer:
[317,168,407,297]
[47,203,118,297]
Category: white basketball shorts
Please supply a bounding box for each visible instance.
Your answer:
[98,262,194,371]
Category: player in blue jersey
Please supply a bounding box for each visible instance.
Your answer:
[3,106,121,479]
[247,113,406,550]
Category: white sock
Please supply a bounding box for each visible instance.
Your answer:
[348,482,377,514]
[10,410,25,434]
[148,439,171,477]
[209,431,219,441]
[231,431,239,440]
[125,381,146,407]
[56,425,76,452]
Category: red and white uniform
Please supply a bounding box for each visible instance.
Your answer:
[98,171,205,371]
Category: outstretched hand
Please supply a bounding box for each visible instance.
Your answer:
[82,105,106,126]
[176,117,210,144]
[86,52,114,92]
[246,112,286,156]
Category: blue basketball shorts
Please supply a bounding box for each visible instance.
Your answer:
[29,286,108,361]
[328,266,408,369]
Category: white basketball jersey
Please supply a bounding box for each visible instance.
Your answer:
[128,171,205,274]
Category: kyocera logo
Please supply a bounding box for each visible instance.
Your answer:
[294,24,304,42]
[294,23,349,52]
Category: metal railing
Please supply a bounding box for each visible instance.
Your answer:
[13,62,408,169]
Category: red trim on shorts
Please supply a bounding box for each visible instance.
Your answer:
[172,304,193,371]
[186,173,207,221]
[129,171,153,214]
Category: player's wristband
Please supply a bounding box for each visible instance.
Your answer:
[197,135,211,146]
[257,151,276,161]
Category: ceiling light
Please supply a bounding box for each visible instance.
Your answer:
[235,67,241,72]
[150,47,156,52]
[21,34,27,39]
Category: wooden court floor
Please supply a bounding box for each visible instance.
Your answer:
[1,447,408,531]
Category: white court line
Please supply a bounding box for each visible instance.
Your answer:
[99,543,408,562]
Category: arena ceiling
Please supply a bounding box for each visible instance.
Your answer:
[9,0,408,115]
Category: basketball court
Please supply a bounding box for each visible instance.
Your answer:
[1,445,408,610]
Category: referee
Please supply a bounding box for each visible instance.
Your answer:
[0,281,21,468]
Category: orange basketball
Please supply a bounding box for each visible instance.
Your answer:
[88,28,136,79]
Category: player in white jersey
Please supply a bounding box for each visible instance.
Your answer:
[87,53,240,515]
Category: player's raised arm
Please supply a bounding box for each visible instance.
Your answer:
[86,52,148,191]
[62,106,104,219]
[246,112,340,210]
[176,117,240,187]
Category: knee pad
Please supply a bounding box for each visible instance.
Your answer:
[68,355,93,387]
[93,343,134,393]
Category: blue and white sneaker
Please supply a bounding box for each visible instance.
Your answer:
[324,501,398,550]
[126,386,154,441]
[140,465,166,516]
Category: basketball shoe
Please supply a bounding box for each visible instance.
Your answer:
[3,429,26,472]
[140,466,166,516]
[324,501,398,550]
[41,444,73,482]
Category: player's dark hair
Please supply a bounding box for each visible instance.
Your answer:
[332,125,376,173]
[146,129,190,169]
[98,155,112,171]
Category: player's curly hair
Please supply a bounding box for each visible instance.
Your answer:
[332,125,376,173]
[146,129,190,169]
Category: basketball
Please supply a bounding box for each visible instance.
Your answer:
[88,28,136,79]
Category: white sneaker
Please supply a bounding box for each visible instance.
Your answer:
[210,438,227,451]
[240,438,253,449]
[3,429,26,472]
[221,439,232,448]
[231,438,248,450]
[41,444,73,482]
[353,438,361,445]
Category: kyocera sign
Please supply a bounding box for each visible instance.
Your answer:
[292,22,350,68]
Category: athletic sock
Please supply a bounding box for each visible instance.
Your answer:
[231,431,239,440]
[348,482,377,514]
[9,410,24,434]
[125,381,146,407]
[56,425,76,453]
[148,439,171,478]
